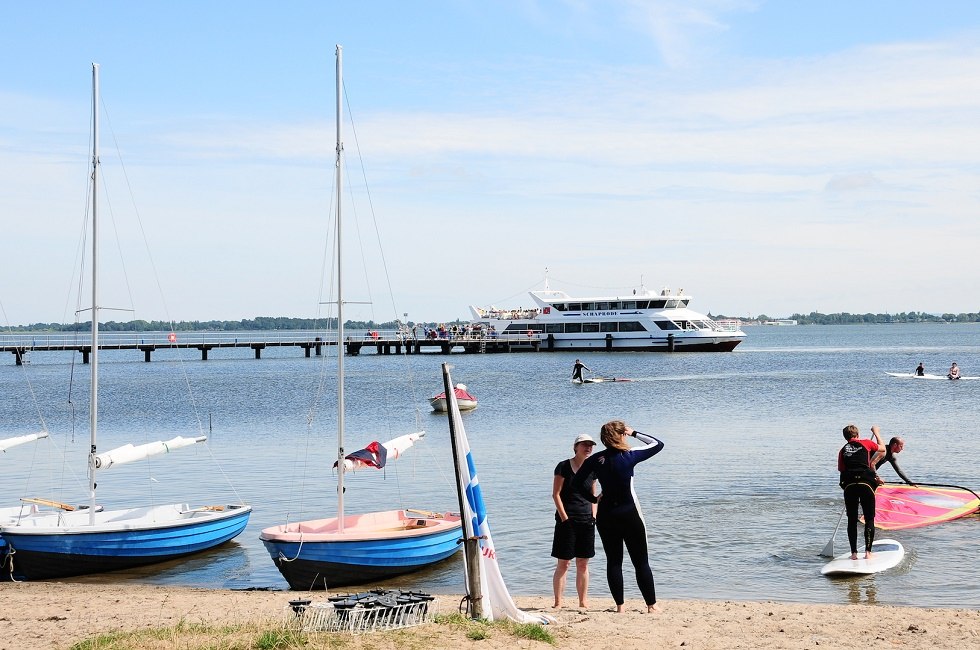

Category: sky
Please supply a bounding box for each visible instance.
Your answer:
[3,1,980,325]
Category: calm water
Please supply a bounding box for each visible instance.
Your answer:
[2,323,978,608]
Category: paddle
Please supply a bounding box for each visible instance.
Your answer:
[819,506,846,557]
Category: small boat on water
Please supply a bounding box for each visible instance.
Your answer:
[0,65,251,581]
[470,277,744,352]
[430,384,478,412]
[259,46,461,591]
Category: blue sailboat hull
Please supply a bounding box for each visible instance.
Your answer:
[261,512,462,590]
[2,504,251,580]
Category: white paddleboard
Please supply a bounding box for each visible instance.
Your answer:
[821,538,905,576]
[885,372,980,380]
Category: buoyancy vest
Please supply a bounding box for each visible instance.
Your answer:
[839,440,879,488]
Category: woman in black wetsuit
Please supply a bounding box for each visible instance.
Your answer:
[572,420,664,613]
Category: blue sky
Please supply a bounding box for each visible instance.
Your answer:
[3,1,980,325]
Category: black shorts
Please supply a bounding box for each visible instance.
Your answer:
[551,517,596,560]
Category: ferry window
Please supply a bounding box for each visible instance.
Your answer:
[568,303,581,311]
[620,321,648,332]
[545,324,563,333]
[649,300,665,309]
[681,299,690,307]
[504,324,525,332]
[600,322,618,332]
[553,304,567,312]
[565,323,582,333]
[665,300,679,309]
[654,321,680,331]
[581,302,595,311]
[635,301,649,309]
[596,302,611,310]
[582,323,600,333]
[621,301,636,310]
[529,324,544,332]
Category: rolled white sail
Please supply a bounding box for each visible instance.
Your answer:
[0,432,49,452]
[94,435,206,470]
[341,431,425,471]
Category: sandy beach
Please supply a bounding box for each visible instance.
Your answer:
[1,582,977,649]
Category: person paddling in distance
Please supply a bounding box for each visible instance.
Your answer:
[571,359,590,383]
[551,434,598,610]
[838,424,886,560]
[948,362,961,380]
[874,437,916,486]
[915,363,925,377]
[572,420,665,614]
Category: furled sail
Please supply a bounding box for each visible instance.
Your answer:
[0,432,49,452]
[873,483,980,530]
[94,435,206,470]
[335,432,425,472]
[444,365,554,625]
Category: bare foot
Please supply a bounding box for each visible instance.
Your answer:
[579,601,589,609]
[850,553,858,560]
[616,604,625,614]
[864,551,874,560]
[647,603,662,614]
[552,602,562,609]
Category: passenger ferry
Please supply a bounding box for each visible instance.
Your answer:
[469,283,745,352]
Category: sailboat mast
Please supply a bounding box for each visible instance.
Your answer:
[335,45,346,532]
[88,62,100,524]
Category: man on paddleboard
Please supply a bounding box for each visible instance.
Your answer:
[874,437,915,486]
[915,363,925,376]
[838,424,886,560]
[948,362,961,380]
[571,359,590,383]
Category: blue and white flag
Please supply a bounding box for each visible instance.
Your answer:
[445,371,554,624]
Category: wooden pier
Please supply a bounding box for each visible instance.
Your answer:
[1,331,543,365]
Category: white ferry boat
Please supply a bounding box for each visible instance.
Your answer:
[469,283,745,352]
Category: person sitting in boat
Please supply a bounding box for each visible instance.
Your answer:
[873,437,916,486]
[948,362,961,380]
[915,363,925,377]
[571,359,590,383]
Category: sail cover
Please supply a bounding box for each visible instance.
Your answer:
[873,483,980,530]
[335,432,425,472]
[0,432,49,452]
[446,369,554,625]
[94,435,206,469]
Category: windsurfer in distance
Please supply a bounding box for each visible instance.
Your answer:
[571,359,590,383]
[838,424,886,560]
[874,437,916,486]
[915,363,925,377]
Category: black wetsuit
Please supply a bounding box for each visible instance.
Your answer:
[875,447,913,485]
[838,439,880,554]
[915,365,924,376]
[571,361,589,382]
[572,432,664,607]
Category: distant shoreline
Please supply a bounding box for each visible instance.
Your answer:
[5,313,980,332]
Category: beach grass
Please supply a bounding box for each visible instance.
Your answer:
[67,613,555,649]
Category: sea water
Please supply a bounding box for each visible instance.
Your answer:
[1,323,978,608]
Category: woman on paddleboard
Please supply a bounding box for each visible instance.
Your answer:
[551,433,598,609]
[838,424,886,560]
[572,420,664,613]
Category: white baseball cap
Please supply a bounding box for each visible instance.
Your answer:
[574,434,596,446]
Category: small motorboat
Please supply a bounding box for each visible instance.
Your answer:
[430,383,477,412]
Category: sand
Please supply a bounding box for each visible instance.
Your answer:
[0,582,977,649]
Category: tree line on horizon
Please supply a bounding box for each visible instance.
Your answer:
[5,310,980,332]
[713,311,980,325]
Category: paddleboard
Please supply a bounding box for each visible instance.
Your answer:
[583,377,632,384]
[884,372,980,380]
[820,538,904,576]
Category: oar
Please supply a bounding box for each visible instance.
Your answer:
[819,506,846,557]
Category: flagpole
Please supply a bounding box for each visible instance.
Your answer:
[441,362,484,619]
